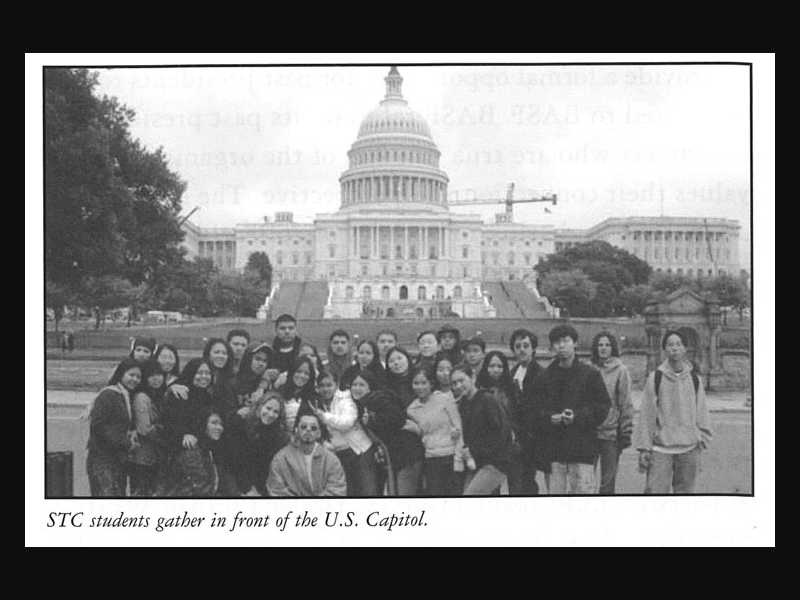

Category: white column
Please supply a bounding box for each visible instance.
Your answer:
[373,226,378,257]
[390,226,395,260]
[404,227,409,260]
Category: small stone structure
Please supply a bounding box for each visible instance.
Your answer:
[644,287,725,389]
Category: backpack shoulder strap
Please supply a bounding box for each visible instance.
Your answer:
[691,371,700,397]
[654,369,663,403]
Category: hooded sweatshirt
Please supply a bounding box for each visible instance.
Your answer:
[594,357,634,442]
[325,345,353,387]
[634,360,712,453]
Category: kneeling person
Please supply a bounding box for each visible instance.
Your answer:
[267,413,347,497]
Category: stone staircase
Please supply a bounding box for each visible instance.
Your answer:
[482,280,553,319]
[267,281,329,320]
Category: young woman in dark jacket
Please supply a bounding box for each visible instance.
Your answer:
[153,343,181,387]
[160,409,239,497]
[476,351,524,495]
[160,358,217,454]
[86,358,142,497]
[129,359,167,496]
[384,347,415,408]
[234,343,274,402]
[202,338,238,417]
[451,364,515,495]
[339,340,386,391]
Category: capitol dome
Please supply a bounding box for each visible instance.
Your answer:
[339,67,449,212]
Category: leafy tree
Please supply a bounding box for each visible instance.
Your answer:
[539,269,598,318]
[81,276,138,329]
[616,284,652,317]
[245,251,273,289]
[45,279,74,332]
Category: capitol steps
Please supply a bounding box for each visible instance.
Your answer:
[483,281,552,319]
[267,281,329,321]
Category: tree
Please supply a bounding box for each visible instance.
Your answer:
[45,68,187,306]
[616,284,652,317]
[245,251,273,289]
[539,269,598,318]
[81,276,138,329]
[45,279,74,332]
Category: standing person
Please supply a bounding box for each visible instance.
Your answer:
[476,351,524,495]
[234,343,274,404]
[350,370,423,496]
[67,330,75,353]
[415,331,439,370]
[226,329,251,377]
[634,330,712,494]
[298,342,325,379]
[406,365,463,496]
[153,344,181,386]
[376,329,399,370]
[202,338,238,417]
[451,365,513,496]
[590,331,634,495]
[279,356,317,431]
[160,358,217,454]
[385,347,415,407]
[271,314,302,376]
[86,358,141,497]
[339,340,385,391]
[160,409,239,497]
[437,324,462,366]
[462,337,486,376]
[315,372,378,496]
[60,330,69,357]
[509,329,546,494]
[266,413,347,497]
[326,330,353,385]
[433,354,455,397]
[529,325,611,495]
[229,392,289,496]
[129,336,157,364]
[129,359,167,497]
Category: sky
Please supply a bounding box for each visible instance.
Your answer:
[96,64,751,267]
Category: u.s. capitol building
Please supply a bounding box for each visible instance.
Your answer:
[182,67,741,320]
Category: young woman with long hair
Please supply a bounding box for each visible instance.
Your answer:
[279,356,318,431]
[339,339,385,391]
[86,358,141,496]
[128,359,167,497]
[384,346,415,408]
[202,338,238,417]
[234,343,274,405]
[153,343,181,386]
[160,358,217,456]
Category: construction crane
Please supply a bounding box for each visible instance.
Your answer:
[447,183,557,223]
[177,206,200,227]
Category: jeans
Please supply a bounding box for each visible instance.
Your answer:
[464,464,508,495]
[423,455,460,496]
[549,462,595,494]
[645,447,701,494]
[595,439,621,495]
[87,455,127,497]
[395,460,423,496]
[338,446,380,496]
[129,463,158,497]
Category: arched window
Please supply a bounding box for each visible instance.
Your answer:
[381,285,390,300]
[362,286,372,300]
[453,285,463,299]
[418,286,427,300]
[399,285,408,300]
[345,286,354,299]
[436,285,445,299]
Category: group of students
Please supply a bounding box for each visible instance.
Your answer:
[85,314,713,497]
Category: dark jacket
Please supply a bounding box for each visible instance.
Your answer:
[510,360,545,467]
[160,438,239,497]
[271,336,302,374]
[461,388,514,474]
[160,387,216,451]
[227,415,289,495]
[360,389,424,470]
[86,386,135,465]
[528,359,611,465]
[339,363,387,392]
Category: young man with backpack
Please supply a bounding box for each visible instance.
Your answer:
[634,330,713,493]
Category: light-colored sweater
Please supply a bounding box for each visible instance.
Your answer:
[634,360,713,453]
[406,391,463,458]
[319,389,373,455]
[595,357,634,442]
[266,441,347,497]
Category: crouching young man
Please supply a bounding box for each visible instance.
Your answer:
[529,325,611,494]
[266,412,347,497]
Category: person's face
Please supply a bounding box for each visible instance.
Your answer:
[299,345,315,359]
[487,355,504,380]
[464,345,484,367]
[157,348,176,374]
[120,367,141,391]
[330,335,350,357]
[412,372,433,399]
[259,399,281,426]
[513,336,534,364]
[209,343,228,369]
[357,343,374,368]
[229,336,248,361]
[276,320,297,343]
[147,372,165,390]
[436,360,453,386]
[388,351,409,375]
[297,415,321,444]
[193,363,213,388]
[552,336,576,362]
[350,376,370,401]
[316,376,336,400]
[206,414,224,440]
[664,334,686,362]
[596,336,613,360]
[440,332,457,350]
[292,362,311,388]
[450,370,473,400]
[251,351,270,376]
[377,334,397,358]
[132,346,152,363]
[418,334,438,357]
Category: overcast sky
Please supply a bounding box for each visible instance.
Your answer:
[96,64,751,267]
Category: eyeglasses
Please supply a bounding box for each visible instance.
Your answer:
[299,424,319,431]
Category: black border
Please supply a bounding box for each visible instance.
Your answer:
[43,60,755,500]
